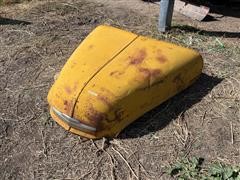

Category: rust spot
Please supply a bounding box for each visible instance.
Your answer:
[64,100,68,106]
[88,45,94,49]
[98,94,111,107]
[110,70,124,78]
[156,50,168,63]
[157,55,167,63]
[129,49,147,65]
[86,106,106,123]
[141,37,148,41]
[110,71,117,76]
[65,86,72,94]
[74,113,100,131]
[138,68,150,78]
[63,100,74,115]
[65,83,78,94]
[139,68,161,79]
[151,69,161,78]
[138,68,162,88]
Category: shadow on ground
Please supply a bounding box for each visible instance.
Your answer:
[0,17,31,25]
[172,25,240,38]
[142,0,240,18]
[197,1,240,18]
[119,73,222,139]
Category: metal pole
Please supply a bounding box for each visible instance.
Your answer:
[158,0,175,32]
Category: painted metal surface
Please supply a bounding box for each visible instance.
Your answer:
[48,25,203,139]
[47,25,137,118]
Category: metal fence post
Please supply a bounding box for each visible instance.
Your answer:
[158,0,175,32]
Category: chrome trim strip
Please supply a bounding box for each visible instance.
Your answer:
[52,107,96,132]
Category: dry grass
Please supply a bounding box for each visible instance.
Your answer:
[0,0,239,179]
[0,0,31,5]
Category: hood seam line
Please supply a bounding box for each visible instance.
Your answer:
[71,35,140,117]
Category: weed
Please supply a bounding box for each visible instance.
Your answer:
[168,157,240,180]
[209,163,240,180]
[168,157,204,179]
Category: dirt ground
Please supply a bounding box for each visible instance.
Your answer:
[0,0,239,179]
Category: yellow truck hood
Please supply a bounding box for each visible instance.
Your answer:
[48,25,203,139]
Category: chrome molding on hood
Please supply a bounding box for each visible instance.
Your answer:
[52,107,96,132]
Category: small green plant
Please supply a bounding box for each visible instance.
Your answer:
[168,157,240,180]
[168,157,204,179]
[209,162,240,180]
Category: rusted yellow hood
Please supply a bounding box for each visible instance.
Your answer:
[48,25,203,139]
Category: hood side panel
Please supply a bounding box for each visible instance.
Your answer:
[73,36,203,137]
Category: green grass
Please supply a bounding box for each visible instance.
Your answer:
[168,157,240,180]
